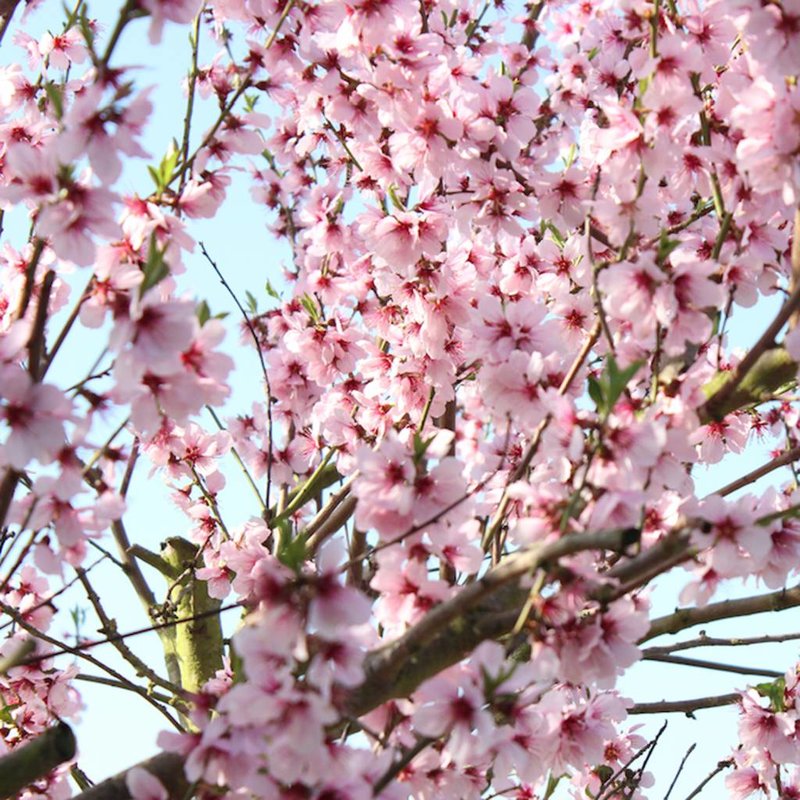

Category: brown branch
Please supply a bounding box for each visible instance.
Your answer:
[75,569,183,697]
[712,445,800,497]
[0,0,21,46]
[641,584,800,643]
[27,270,55,381]
[684,758,735,800]
[0,600,182,730]
[346,527,633,716]
[642,652,782,679]
[0,722,76,798]
[644,630,800,654]
[629,693,740,715]
[73,752,189,800]
[602,530,694,599]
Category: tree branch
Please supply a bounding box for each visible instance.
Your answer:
[712,445,800,497]
[346,527,633,716]
[0,722,76,798]
[642,652,782,679]
[644,630,800,654]
[641,584,800,643]
[629,693,740,716]
[72,753,189,800]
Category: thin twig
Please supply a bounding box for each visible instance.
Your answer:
[595,721,667,800]
[482,322,601,549]
[372,736,435,795]
[683,758,734,800]
[664,743,696,800]
[643,652,783,679]
[629,693,740,715]
[645,631,800,655]
[199,242,275,511]
[712,445,800,497]
[75,568,183,697]
[0,600,183,729]
[178,9,203,196]
[20,601,242,665]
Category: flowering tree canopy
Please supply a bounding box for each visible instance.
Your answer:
[2,0,800,798]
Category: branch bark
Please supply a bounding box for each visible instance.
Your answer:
[0,722,76,799]
[71,753,189,800]
[641,584,800,643]
[629,693,740,716]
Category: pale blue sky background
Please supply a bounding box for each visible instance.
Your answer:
[4,3,798,798]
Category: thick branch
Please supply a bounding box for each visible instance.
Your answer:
[700,347,797,423]
[0,722,76,799]
[346,527,632,715]
[74,753,189,800]
[642,584,800,643]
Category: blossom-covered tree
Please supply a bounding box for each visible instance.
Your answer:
[1,0,800,798]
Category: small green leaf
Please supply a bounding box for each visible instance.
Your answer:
[587,375,605,416]
[387,185,405,211]
[140,234,170,295]
[412,431,438,462]
[277,527,307,572]
[196,300,211,326]
[43,82,64,120]
[244,290,259,314]
[264,280,281,300]
[755,676,786,713]
[301,293,320,321]
[0,703,19,724]
[542,221,565,248]
[148,143,180,193]
[655,230,680,266]
[605,356,643,411]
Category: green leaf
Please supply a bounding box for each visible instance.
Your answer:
[542,773,563,800]
[140,234,170,295]
[244,290,259,314]
[607,356,643,409]
[265,279,281,300]
[587,375,605,416]
[277,524,307,572]
[755,676,786,713]
[542,221,565,248]
[148,143,180,193]
[589,357,643,420]
[0,704,18,725]
[387,185,405,211]
[655,230,680,265]
[43,82,64,120]
[196,300,211,326]
[301,293,321,322]
[412,431,438,462]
